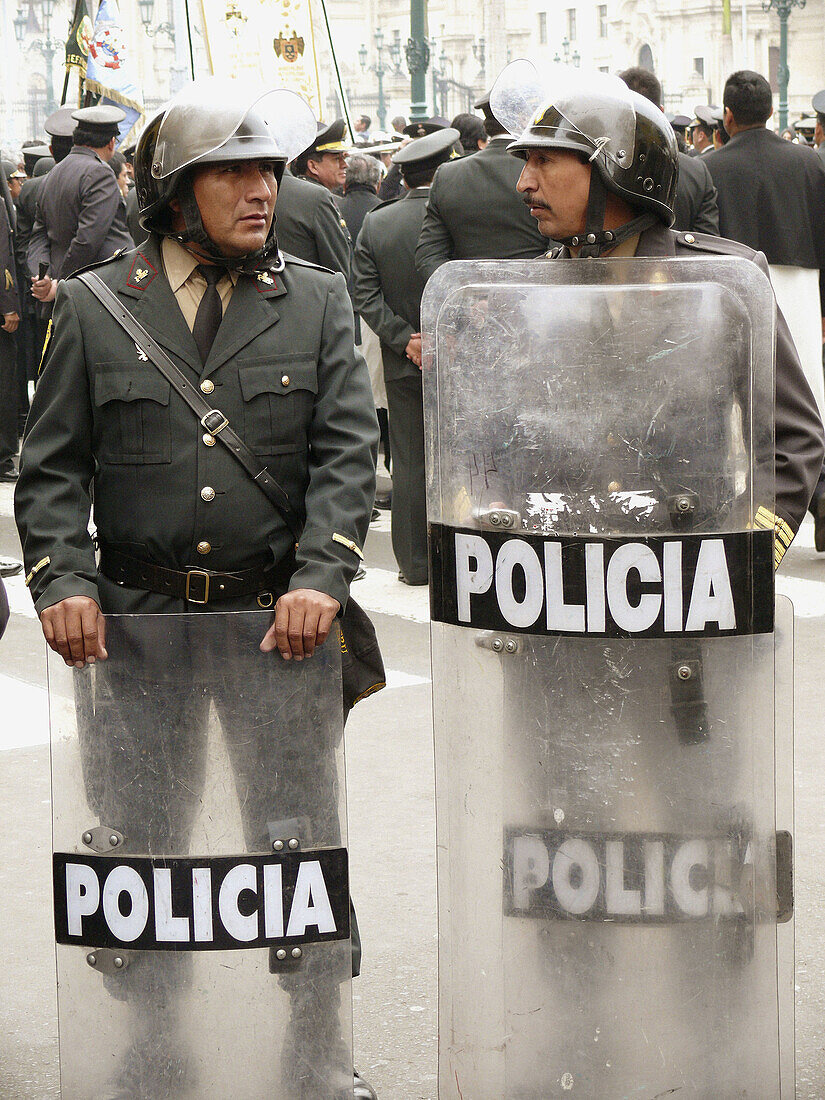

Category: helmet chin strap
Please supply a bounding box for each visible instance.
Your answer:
[559,169,656,257]
[172,188,284,274]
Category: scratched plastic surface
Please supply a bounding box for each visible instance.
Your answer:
[48,612,352,1100]
[422,259,789,1098]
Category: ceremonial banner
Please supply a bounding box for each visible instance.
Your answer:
[199,0,325,117]
[64,0,93,78]
[84,0,145,148]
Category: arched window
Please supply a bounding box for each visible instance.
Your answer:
[638,44,654,71]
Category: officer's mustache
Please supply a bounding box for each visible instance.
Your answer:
[523,196,552,210]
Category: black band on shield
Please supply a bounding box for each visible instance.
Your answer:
[53,849,350,951]
[429,523,774,638]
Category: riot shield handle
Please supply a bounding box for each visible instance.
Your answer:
[776,830,794,924]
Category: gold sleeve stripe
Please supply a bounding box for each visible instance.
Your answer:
[755,506,794,569]
[25,556,50,587]
[37,318,53,377]
[332,533,364,560]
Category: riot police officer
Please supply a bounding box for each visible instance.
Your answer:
[16,79,379,1100]
[496,60,824,546]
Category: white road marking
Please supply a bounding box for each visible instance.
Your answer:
[0,481,13,519]
[775,576,825,618]
[354,566,430,624]
[0,674,49,750]
[5,571,36,619]
[385,669,430,690]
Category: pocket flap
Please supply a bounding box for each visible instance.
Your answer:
[95,365,171,407]
[239,362,318,401]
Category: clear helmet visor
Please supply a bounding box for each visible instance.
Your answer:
[490,59,637,169]
[152,77,317,179]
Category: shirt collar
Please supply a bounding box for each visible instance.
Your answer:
[161,236,239,292]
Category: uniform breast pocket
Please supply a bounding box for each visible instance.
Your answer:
[239,359,318,456]
[93,365,171,464]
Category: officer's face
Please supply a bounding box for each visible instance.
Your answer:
[189,159,278,256]
[309,152,347,191]
[516,149,592,239]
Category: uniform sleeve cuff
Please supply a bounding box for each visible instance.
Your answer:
[33,574,101,616]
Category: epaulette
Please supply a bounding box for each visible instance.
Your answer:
[280,252,335,275]
[673,231,757,260]
[67,246,135,280]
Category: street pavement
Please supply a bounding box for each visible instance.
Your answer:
[1,478,824,1098]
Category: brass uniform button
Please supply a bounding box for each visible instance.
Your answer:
[281,374,290,386]
[200,379,215,394]
[684,233,695,244]
[202,433,215,446]
[201,486,215,501]
[607,480,621,493]
[197,541,211,555]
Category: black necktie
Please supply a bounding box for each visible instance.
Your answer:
[192,264,223,363]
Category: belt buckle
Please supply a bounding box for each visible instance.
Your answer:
[200,409,229,435]
[185,569,210,604]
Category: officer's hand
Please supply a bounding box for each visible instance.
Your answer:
[31,276,56,302]
[260,589,341,661]
[40,597,108,668]
[2,312,19,333]
[405,333,422,368]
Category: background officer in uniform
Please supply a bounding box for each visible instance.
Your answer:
[28,105,134,304]
[353,128,460,586]
[619,67,719,235]
[277,120,353,281]
[415,93,547,283]
[378,116,449,201]
[500,62,824,550]
[291,118,348,193]
[15,83,378,1100]
[689,106,718,155]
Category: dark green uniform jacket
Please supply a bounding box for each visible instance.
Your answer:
[673,152,719,235]
[27,145,133,280]
[352,187,429,382]
[415,136,547,282]
[276,171,352,281]
[548,222,825,541]
[15,235,378,616]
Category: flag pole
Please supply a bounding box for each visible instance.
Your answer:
[316,0,353,138]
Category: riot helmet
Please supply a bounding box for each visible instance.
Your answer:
[490,60,678,255]
[134,78,317,269]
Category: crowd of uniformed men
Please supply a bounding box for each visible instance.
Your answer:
[2,65,825,589]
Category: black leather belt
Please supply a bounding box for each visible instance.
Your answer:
[99,546,294,606]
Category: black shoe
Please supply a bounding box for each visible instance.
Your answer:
[370,507,381,523]
[353,565,367,581]
[354,1069,378,1099]
[374,490,392,510]
[398,570,428,586]
[0,558,23,578]
[0,467,18,482]
[815,497,825,552]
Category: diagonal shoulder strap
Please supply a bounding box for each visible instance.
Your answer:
[77,269,303,544]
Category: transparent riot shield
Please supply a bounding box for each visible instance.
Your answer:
[48,611,352,1100]
[423,258,790,1098]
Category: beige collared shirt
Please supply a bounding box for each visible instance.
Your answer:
[161,237,239,332]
